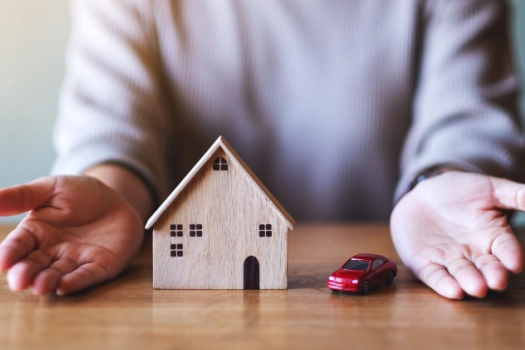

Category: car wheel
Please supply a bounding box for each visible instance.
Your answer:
[362,280,370,295]
[386,271,395,285]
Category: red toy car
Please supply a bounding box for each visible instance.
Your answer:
[328,253,397,294]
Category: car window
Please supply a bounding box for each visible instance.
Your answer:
[372,258,385,270]
[343,259,370,271]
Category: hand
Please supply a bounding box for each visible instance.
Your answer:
[0,176,144,295]
[390,171,524,299]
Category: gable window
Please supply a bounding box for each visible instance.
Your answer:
[213,157,228,171]
[170,224,183,237]
[190,224,203,237]
[170,243,183,257]
[259,224,272,237]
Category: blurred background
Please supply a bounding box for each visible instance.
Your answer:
[1,0,525,223]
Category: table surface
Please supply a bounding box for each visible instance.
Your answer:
[0,223,524,350]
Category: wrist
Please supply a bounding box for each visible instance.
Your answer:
[84,163,154,222]
[406,167,445,193]
[398,166,461,204]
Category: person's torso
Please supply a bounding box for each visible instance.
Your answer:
[155,0,420,221]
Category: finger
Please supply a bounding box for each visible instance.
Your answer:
[56,262,115,295]
[6,250,54,291]
[491,233,523,273]
[31,257,79,295]
[413,263,464,299]
[0,226,37,271]
[447,258,488,298]
[474,254,509,291]
[0,177,57,216]
[489,177,525,211]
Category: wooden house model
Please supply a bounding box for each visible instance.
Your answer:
[145,136,295,289]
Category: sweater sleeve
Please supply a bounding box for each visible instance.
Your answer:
[395,0,524,201]
[51,0,170,201]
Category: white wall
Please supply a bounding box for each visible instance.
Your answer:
[0,1,69,222]
[0,1,525,224]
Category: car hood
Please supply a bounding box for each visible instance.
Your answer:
[331,268,366,280]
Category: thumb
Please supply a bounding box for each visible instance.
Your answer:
[0,177,57,216]
[489,176,525,211]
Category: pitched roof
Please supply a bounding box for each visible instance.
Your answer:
[145,136,295,230]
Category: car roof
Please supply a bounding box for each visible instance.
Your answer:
[351,253,382,262]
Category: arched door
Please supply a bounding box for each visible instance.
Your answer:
[243,256,260,290]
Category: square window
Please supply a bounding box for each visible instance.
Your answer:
[221,164,228,171]
[213,164,220,170]
[189,224,203,238]
[170,243,183,258]
[258,223,273,238]
[170,224,183,237]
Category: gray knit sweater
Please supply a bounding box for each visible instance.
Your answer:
[52,0,524,221]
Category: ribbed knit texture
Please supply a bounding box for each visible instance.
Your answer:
[52,0,524,221]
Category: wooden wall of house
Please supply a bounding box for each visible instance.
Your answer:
[153,148,288,289]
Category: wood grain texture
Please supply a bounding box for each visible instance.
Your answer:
[152,147,288,289]
[149,137,293,290]
[1,224,525,350]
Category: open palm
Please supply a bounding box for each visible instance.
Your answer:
[0,176,144,295]
[391,172,524,299]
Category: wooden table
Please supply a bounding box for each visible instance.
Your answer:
[0,224,524,350]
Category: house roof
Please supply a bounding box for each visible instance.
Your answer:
[145,136,295,230]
